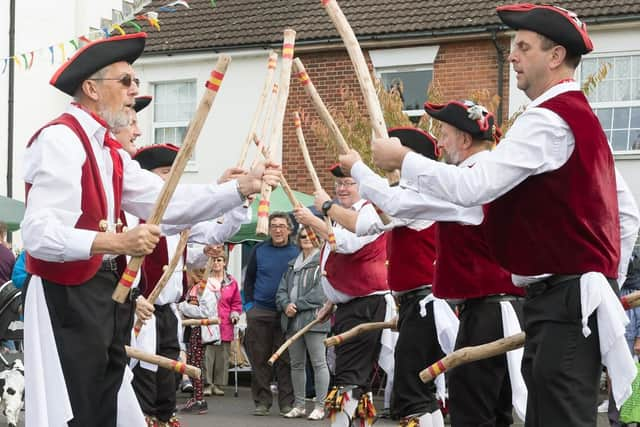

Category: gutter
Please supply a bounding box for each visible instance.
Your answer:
[490,29,506,125]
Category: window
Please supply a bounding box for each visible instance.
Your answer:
[152,80,196,150]
[581,54,640,152]
[378,67,433,121]
[370,46,438,124]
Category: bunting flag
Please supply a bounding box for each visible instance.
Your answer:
[1,0,198,75]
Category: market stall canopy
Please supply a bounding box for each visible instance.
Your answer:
[228,186,314,243]
[0,196,25,232]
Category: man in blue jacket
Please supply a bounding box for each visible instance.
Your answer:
[244,212,299,416]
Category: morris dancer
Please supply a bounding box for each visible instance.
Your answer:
[340,128,461,427]
[343,108,528,426]
[22,32,281,427]
[294,165,388,427]
[130,143,251,426]
[369,5,640,425]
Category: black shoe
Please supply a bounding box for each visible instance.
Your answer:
[179,399,208,414]
[180,379,193,394]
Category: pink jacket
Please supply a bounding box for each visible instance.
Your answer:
[217,274,242,342]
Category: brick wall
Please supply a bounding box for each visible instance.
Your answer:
[283,38,511,193]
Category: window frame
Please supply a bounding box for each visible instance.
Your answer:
[375,64,434,119]
[579,51,640,155]
[151,79,198,170]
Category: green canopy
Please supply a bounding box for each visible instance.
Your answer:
[0,196,25,232]
[228,186,314,243]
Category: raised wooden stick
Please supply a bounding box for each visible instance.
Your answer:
[280,175,321,248]
[268,318,322,366]
[182,317,220,327]
[236,51,278,169]
[126,345,201,379]
[419,332,525,383]
[294,111,337,251]
[324,318,397,347]
[293,58,391,225]
[113,55,231,303]
[133,229,190,336]
[321,0,400,185]
[256,29,296,237]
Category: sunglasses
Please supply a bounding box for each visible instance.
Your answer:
[89,74,140,88]
[299,234,309,239]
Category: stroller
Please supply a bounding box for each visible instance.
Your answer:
[0,281,23,365]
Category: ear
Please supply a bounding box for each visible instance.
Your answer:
[80,80,100,102]
[549,45,567,70]
[462,131,474,149]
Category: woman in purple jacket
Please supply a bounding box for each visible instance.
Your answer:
[203,245,242,396]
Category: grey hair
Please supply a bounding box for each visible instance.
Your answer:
[72,64,110,100]
[268,211,294,230]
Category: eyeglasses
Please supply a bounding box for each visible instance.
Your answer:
[299,234,309,239]
[334,180,357,189]
[270,224,289,230]
[89,74,140,88]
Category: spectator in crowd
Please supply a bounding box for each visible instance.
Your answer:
[276,229,330,420]
[623,245,640,355]
[202,245,242,397]
[10,251,26,289]
[0,222,15,284]
[244,212,299,416]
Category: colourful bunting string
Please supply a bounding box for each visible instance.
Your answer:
[1,0,196,75]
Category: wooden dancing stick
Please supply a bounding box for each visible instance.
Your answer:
[419,289,640,383]
[236,51,279,168]
[125,345,201,379]
[132,229,190,336]
[293,58,391,225]
[280,175,321,248]
[294,111,337,251]
[182,317,220,327]
[324,318,398,347]
[268,318,322,366]
[256,29,296,237]
[320,0,400,185]
[113,54,232,303]
[419,332,525,383]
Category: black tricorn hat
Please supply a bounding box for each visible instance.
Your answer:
[133,95,152,113]
[424,101,502,143]
[133,144,179,171]
[50,33,147,96]
[388,127,439,160]
[329,163,347,178]
[496,4,593,55]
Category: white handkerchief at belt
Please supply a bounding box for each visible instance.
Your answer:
[378,294,399,377]
[500,301,527,421]
[25,276,74,427]
[116,365,146,426]
[419,294,460,402]
[129,314,158,372]
[580,272,636,409]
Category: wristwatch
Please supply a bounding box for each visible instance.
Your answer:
[321,200,335,216]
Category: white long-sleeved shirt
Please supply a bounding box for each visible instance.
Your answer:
[351,159,483,237]
[400,81,640,284]
[320,199,386,304]
[22,104,244,263]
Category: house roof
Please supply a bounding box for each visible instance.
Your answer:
[143,0,640,54]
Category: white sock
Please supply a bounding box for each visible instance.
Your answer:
[330,390,358,427]
[418,409,445,427]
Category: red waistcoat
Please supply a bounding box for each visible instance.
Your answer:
[434,222,524,299]
[140,228,188,300]
[484,90,620,277]
[25,113,124,285]
[387,225,436,292]
[324,233,389,298]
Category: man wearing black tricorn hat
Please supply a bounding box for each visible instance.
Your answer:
[22,33,281,427]
[369,4,640,426]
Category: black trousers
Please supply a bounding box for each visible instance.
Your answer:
[448,298,523,427]
[245,306,294,408]
[522,277,613,427]
[392,294,444,418]
[333,294,386,393]
[132,304,180,421]
[43,270,128,427]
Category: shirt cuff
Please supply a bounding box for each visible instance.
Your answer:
[66,229,98,261]
[214,179,244,205]
[350,161,371,183]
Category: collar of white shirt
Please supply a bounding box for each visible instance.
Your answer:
[67,103,108,147]
[528,80,580,109]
